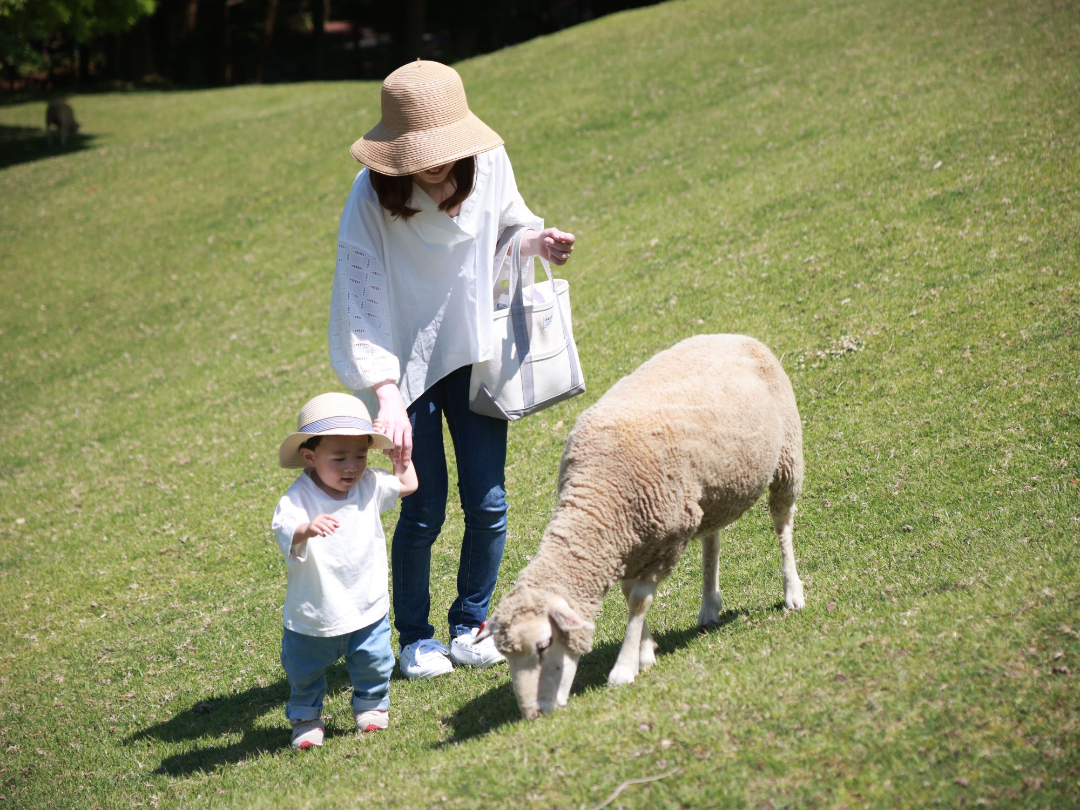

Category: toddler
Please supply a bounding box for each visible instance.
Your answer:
[272,392,417,749]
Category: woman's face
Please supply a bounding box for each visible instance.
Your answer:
[413,161,456,186]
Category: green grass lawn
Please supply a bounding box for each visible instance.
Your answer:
[1,0,1078,806]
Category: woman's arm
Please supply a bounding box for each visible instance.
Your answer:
[329,243,401,390]
[493,148,575,267]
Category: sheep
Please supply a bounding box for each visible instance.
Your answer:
[478,334,806,719]
[45,100,80,147]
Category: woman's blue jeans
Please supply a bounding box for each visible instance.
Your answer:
[392,364,508,648]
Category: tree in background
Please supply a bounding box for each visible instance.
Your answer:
[1,0,659,90]
[0,0,157,86]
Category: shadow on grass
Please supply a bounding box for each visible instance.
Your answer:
[0,82,182,108]
[438,607,750,745]
[130,660,399,774]
[0,125,99,170]
[127,679,290,775]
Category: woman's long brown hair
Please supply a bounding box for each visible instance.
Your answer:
[368,156,476,220]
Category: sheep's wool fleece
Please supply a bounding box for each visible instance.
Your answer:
[500,334,802,651]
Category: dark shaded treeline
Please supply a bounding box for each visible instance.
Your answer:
[12,0,662,90]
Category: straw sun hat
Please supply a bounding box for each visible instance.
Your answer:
[279,392,394,468]
[350,60,504,176]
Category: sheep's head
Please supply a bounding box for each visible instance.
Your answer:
[479,584,594,719]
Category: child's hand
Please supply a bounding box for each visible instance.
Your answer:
[393,456,419,499]
[373,418,390,458]
[307,514,339,538]
[372,382,413,467]
[374,417,412,466]
[291,515,338,549]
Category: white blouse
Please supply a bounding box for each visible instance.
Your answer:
[329,145,544,411]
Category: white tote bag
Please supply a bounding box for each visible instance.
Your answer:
[469,227,585,421]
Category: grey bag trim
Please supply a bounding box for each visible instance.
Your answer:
[471,379,587,421]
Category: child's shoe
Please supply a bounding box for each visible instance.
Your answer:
[355,709,389,733]
[290,718,324,750]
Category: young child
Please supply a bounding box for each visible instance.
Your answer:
[272,392,417,750]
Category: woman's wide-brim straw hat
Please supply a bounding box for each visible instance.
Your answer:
[350,60,503,176]
[279,392,394,468]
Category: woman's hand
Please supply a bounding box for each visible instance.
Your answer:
[526,228,576,266]
[372,380,413,466]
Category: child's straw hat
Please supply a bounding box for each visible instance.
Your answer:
[350,60,503,176]
[279,393,393,468]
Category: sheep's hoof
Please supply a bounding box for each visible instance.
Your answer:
[698,593,723,628]
[607,665,637,687]
[697,612,722,630]
[697,611,723,630]
[639,642,657,671]
[785,584,806,611]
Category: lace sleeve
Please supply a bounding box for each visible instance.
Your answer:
[328,242,401,392]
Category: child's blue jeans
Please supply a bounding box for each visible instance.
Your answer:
[280,614,393,722]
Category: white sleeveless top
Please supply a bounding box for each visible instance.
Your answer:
[329,145,543,410]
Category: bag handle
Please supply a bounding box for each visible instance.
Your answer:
[525,235,583,395]
[506,229,535,409]
[496,226,582,411]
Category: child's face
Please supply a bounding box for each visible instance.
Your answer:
[300,435,372,494]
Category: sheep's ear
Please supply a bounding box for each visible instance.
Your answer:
[475,619,494,641]
[548,598,593,633]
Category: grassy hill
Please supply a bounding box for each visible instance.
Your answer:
[1,0,1078,806]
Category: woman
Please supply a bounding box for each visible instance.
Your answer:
[329,60,576,679]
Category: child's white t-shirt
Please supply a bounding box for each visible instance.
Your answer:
[271,467,400,637]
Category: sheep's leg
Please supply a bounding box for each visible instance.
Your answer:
[769,492,805,610]
[638,611,657,671]
[609,578,657,686]
[697,530,723,628]
[618,580,658,672]
[555,655,579,708]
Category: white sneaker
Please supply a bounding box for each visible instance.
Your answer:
[398,638,453,679]
[290,718,324,750]
[354,709,388,733]
[449,628,506,668]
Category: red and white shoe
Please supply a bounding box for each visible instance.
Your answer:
[355,709,389,733]
[290,718,324,750]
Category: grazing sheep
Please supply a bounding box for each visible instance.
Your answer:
[45,100,80,147]
[478,334,806,719]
